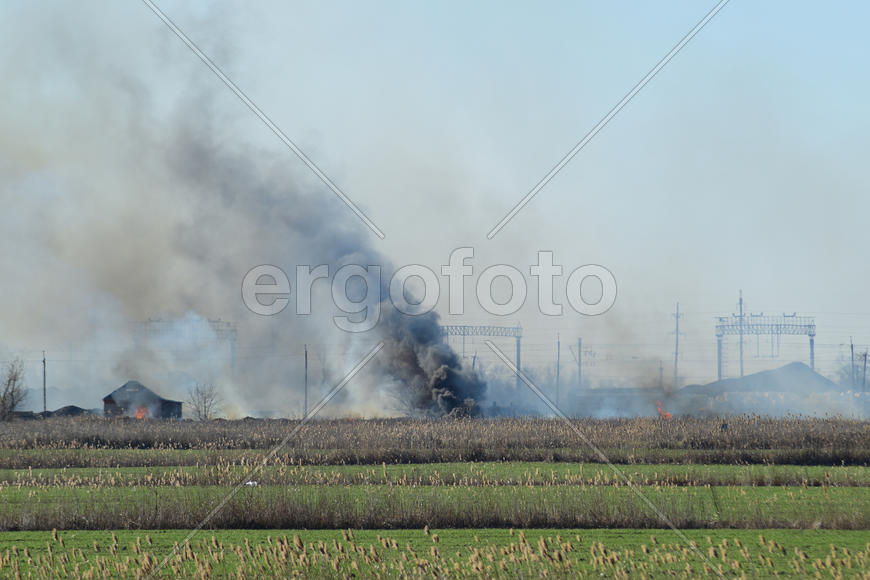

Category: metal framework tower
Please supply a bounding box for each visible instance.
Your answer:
[441,325,522,389]
[715,294,816,380]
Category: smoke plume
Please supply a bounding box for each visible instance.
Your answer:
[0,5,483,417]
[376,308,485,415]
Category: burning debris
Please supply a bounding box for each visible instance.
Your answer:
[103,381,182,420]
[655,401,672,420]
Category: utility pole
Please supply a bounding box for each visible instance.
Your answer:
[851,337,855,386]
[673,302,682,389]
[577,337,582,390]
[303,344,308,418]
[863,351,867,389]
[515,333,522,391]
[42,351,46,416]
[738,291,745,377]
[555,334,561,407]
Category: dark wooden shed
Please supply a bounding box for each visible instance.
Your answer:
[103,381,182,419]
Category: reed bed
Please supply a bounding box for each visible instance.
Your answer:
[1,462,867,489]
[1,415,867,466]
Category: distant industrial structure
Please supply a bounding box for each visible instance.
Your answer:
[103,381,182,419]
[442,325,523,388]
[715,291,816,380]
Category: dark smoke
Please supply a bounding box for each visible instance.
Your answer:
[163,95,486,417]
[139,109,489,416]
[376,308,485,415]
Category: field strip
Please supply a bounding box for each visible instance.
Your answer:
[1,528,868,578]
[3,446,868,469]
[1,462,868,488]
[3,417,867,463]
[2,485,867,531]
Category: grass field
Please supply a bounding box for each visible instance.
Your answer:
[2,472,869,530]
[1,416,868,577]
[4,483,870,530]
[2,528,869,578]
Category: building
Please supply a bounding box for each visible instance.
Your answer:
[103,381,182,419]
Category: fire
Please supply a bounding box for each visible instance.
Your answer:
[134,407,148,420]
[655,401,672,420]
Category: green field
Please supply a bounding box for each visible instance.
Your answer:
[2,528,868,578]
[2,479,869,530]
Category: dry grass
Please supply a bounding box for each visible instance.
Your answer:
[0,463,867,489]
[1,416,867,466]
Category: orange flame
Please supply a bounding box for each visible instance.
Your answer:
[134,407,148,420]
[655,401,672,420]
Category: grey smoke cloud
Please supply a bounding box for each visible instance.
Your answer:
[0,3,484,417]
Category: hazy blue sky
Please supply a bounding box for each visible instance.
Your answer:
[2,1,869,405]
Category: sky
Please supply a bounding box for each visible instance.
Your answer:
[1,1,869,411]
